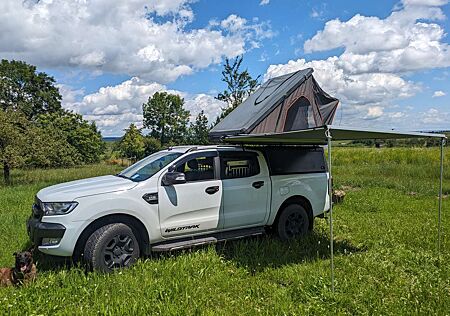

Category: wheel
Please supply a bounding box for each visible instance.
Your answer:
[84,223,140,272]
[276,204,310,240]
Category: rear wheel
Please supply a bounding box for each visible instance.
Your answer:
[84,223,140,272]
[276,204,310,240]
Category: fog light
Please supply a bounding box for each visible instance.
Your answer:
[41,237,61,246]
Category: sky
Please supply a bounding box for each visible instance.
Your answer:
[1,0,449,136]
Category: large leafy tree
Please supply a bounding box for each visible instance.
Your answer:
[0,60,107,184]
[37,111,105,164]
[142,92,190,145]
[215,55,260,122]
[119,123,145,161]
[189,110,210,145]
[0,109,80,184]
[0,59,62,119]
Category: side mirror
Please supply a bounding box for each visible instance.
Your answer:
[162,171,186,186]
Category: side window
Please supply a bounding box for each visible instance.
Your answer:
[175,155,215,182]
[221,153,260,179]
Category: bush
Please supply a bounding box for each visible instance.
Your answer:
[144,136,162,156]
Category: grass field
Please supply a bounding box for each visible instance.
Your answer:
[0,147,449,315]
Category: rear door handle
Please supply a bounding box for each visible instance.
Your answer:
[205,186,220,194]
[252,181,264,189]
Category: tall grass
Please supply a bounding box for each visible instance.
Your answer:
[0,148,448,315]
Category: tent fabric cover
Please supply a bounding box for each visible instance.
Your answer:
[209,68,339,140]
[223,125,446,145]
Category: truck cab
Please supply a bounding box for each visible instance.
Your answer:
[27,145,329,271]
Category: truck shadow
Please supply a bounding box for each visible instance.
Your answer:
[215,231,365,273]
[30,230,365,273]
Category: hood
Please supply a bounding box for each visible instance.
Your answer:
[37,175,138,202]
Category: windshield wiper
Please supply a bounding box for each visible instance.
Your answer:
[115,174,130,180]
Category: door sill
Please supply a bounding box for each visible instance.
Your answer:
[151,226,265,252]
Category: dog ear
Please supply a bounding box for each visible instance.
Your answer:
[27,245,35,254]
[13,252,17,257]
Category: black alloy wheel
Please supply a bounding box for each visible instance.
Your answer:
[84,223,140,272]
[276,204,310,240]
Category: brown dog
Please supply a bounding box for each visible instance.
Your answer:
[0,250,36,286]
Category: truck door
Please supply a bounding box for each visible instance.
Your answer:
[158,151,222,237]
[220,151,270,229]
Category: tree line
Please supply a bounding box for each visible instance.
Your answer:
[0,56,259,184]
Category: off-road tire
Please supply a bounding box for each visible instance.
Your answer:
[276,204,310,240]
[84,223,140,272]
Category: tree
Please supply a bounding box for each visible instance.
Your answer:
[0,109,28,184]
[189,110,210,145]
[0,59,62,119]
[119,124,145,161]
[142,92,190,145]
[37,111,105,164]
[215,55,260,122]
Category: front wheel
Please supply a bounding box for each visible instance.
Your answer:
[276,204,310,240]
[84,223,140,272]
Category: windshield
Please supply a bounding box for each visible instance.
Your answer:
[117,151,183,182]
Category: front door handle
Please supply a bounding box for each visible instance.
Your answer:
[205,186,220,194]
[252,181,264,189]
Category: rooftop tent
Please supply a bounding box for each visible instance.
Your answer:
[209,68,339,140]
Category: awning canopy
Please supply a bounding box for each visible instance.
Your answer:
[222,124,446,292]
[223,125,446,145]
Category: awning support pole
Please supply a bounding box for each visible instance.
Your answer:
[326,127,334,292]
[438,138,445,256]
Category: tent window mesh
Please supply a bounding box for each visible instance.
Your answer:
[283,97,310,132]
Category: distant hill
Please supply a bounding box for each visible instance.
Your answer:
[103,137,121,142]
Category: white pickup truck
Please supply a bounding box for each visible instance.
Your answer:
[27,145,329,271]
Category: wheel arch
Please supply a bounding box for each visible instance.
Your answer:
[274,195,314,230]
[73,213,151,260]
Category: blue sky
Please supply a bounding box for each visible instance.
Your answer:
[1,0,449,136]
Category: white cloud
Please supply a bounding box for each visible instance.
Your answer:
[221,15,248,33]
[184,94,226,122]
[259,0,270,5]
[146,0,196,17]
[389,112,406,119]
[421,108,449,124]
[402,0,448,6]
[265,0,450,130]
[61,78,226,136]
[365,106,384,119]
[265,58,417,106]
[432,90,446,97]
[303,6,450,74]
[0,0,271,83]
[219,15,276,42]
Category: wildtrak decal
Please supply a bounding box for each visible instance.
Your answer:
[165,224,200,233]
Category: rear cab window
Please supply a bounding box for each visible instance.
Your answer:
[219,151,260,179]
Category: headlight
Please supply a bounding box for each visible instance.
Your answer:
[42,202,78,216]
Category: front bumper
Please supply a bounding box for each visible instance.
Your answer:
[26,217,66,247]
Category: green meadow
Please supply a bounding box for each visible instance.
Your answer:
[0,147,448,315]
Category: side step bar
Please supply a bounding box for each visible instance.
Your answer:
[151,226,265,252]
